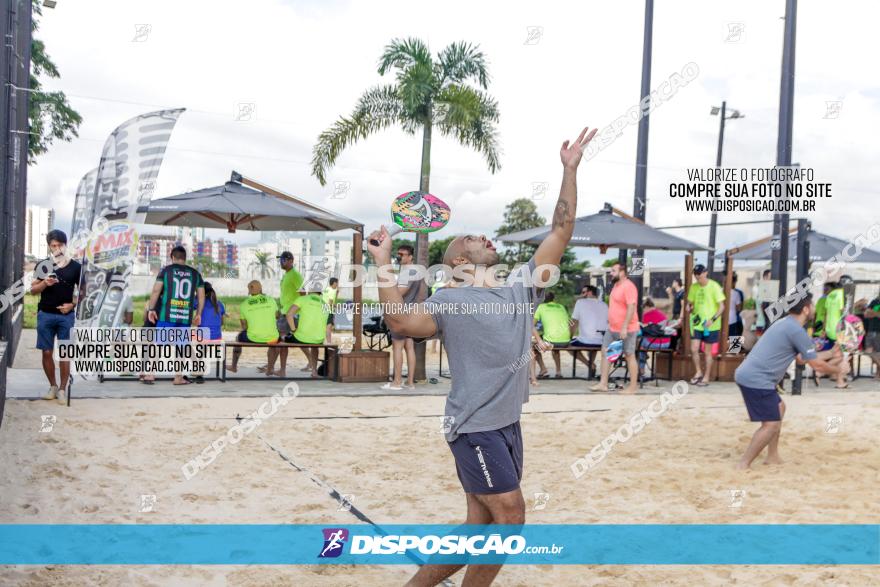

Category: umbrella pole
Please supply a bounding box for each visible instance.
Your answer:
[682,253,694,360]
[352,229,363,351]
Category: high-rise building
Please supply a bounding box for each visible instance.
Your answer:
[24,205,54,259]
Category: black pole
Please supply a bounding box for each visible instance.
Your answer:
[771,0,798,304]
[792,218,810,395]
[631,0,653,306]
[707,101,726,275]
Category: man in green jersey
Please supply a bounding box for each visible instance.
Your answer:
[147,246,206,385]
[323,277,339,344]
[687,264,725,386]
[532,292,571,378]
[229,280,281,374]
[263,251,303,376]
[287,282,330,377]
[812,283,832,338]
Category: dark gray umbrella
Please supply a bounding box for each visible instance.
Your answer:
[138,178,362,233]
[731,230,880,263]
[499,207,708,252]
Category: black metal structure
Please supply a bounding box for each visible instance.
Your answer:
[770,0,798,300]
[0,0,33,425]
[791,218,811,395]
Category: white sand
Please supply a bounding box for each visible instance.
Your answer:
[1,387,878,585]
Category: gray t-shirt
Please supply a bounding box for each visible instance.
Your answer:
[735,316,817,389]
[425,258,545,441]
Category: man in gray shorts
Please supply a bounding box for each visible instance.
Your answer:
[368,125,598,587]
[592,262,640,393]
[381,244,422,390]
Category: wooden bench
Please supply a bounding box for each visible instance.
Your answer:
[222,341,338,381]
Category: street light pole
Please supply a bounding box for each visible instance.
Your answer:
[708,101,725,276]
[629,0,653,300]
[707,102,743,276]
[771,0,798,302]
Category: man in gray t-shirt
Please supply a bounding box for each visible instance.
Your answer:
[367,126,598,587]
[733,294,844,470]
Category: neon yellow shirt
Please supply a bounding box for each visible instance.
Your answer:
[322,286,338,306]
[814,296,827,336]
[687,279,726,333]
[293,294,329,344]
[825,288,844,341]
[240,294,279,343]
[280,268,303,313]
[534,302,571,343]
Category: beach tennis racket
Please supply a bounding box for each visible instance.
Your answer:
[836,314,865,353]
[369,191,450,246]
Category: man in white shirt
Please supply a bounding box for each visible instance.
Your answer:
[570,285,608,377]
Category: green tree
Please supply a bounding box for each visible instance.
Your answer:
[248,251,275,280]
[28,1,83,163]
[495,198,588,309]
[312,37,501,378]
[494,198,544,266]
[429,235,455,266]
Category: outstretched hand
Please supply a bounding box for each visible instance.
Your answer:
[366,225,393,263]
[560,127,598,170]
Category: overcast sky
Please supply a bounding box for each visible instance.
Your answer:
[29,0,880,267]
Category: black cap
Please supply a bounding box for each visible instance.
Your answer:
[692,264,707,275]
[277,251,293,261]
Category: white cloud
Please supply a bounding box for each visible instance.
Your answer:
[31,0,880,268]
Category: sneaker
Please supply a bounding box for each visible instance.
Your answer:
[42,386,58,400]
[56,388,67,405]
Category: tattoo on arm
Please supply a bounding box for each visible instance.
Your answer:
[552,201,573,231]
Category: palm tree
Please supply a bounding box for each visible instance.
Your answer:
[312,37,501,378]
[248,251,275,280]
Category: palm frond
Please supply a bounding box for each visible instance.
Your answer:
[396,60,437,120]
[435,87,501,173]
[378,37,432,75]
[436,41,489,89]
[311,86,402,185]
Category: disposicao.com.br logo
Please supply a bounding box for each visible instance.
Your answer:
[318,528,563,558]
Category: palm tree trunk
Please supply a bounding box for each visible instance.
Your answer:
[413,121,432,381]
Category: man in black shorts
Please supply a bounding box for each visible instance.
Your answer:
[368,125,597,587]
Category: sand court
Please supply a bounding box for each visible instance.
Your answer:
[1,380,878,585]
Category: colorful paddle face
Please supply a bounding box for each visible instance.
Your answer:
[369,191,450,246]
[836,314,865,353]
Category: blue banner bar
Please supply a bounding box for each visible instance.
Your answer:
[1,525,877,565]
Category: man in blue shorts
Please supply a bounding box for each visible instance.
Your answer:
[734,295,844,469]
[368,125,597,587]
[30,229,81,403]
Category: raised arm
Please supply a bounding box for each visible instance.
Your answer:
[367,225,437,338]
[534,126,598,269]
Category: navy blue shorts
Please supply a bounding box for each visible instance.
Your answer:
[447,421,523,494]
[816,337,834,351]
[738,384,782,422]
[692,329,720,343]
[36,311,75,350]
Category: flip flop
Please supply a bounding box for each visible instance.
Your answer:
[696,381,709,387]
[689,376,702,385]
[537,372,550,379]
[380,382,403,391]
[173,380,192,386]
[140,379,155,385]
[589,384,608,392]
